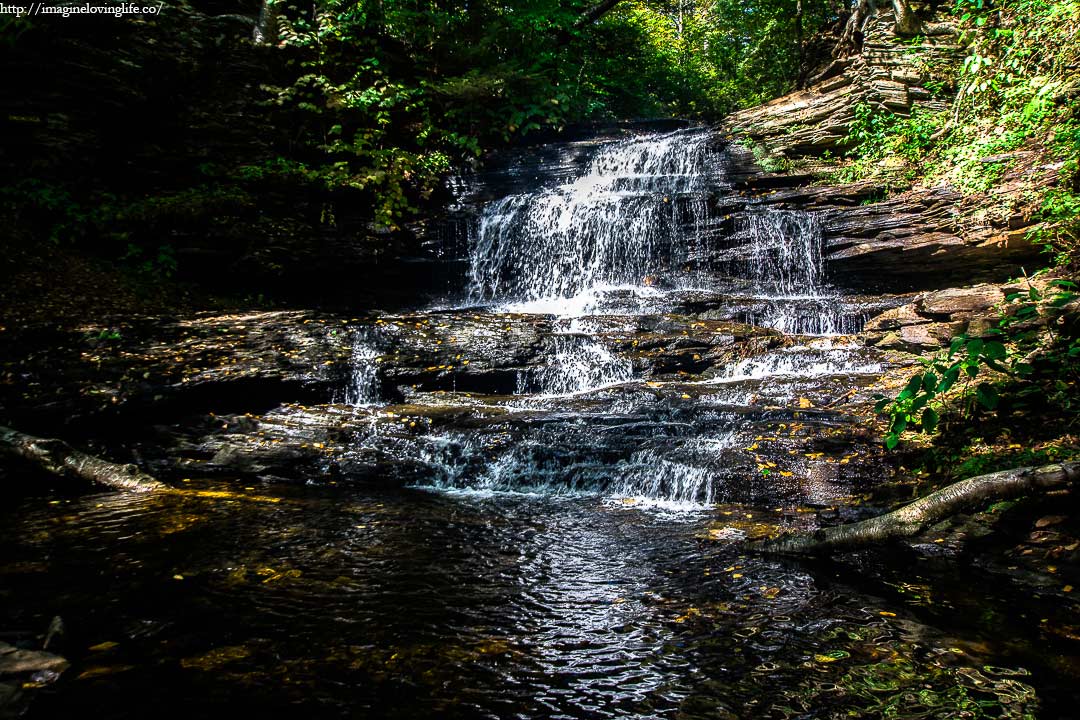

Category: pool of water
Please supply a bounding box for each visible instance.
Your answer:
[2,479,1072,719]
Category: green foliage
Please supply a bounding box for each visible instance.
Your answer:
[4,0,847,266]
[843,104,945,163]
[875,279,1080,450]
[1030,119,1080,264]
[0,180,93,244]
[254,0,841,226]
[742,137,790,173]
[121,243,179,279]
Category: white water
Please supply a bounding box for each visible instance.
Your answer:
[411,430,734,508]
[711,346,883,383]
[468,129,717,306]
[386,128,883,507]
[345,334,382,407]
[517,335,634,397]
[741,210,825,295]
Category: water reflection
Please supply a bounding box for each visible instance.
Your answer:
[0,481,1063,718]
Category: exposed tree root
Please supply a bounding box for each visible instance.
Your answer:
[758,462,1080,555]
[0,425,165,493]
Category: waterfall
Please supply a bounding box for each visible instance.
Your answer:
[411,431,733,506]
[740,210,825,296]
[730,209,868,335]
[345,332,381,407]
[333,127,888,508]
[710,346,883,383]
[467,129,718,306]
[516,335,634,396]
[252,0,278,45]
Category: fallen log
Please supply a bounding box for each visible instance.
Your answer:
[758,461,1080,555]
[0,425,165,493]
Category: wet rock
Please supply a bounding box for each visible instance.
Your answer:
[0,642,68,676]
[862,280,1017,350]
[0,310,354,432]
[872,322,958,351]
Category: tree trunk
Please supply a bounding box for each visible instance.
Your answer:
[835,0,875,57]
[0,425,166,493]
[757,462,1080,555]
[891,0,923,35]
[574,0,626,29]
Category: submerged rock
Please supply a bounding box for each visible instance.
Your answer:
[0,642,68,676]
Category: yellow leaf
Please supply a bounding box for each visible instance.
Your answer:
[78,665,134,680]
[88,641,119,652]
[798,397,812,408]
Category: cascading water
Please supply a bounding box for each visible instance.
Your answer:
[345,332,382,407]
[733,208,867,335]
[467,129,719,308]
[742,209,825,296]
[11,125,1049,720]
[516,335,634,396]
[378,127,888,506]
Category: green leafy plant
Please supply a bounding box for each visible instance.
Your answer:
[875,278,1080,449]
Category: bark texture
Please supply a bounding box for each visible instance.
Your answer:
[574,0,626,28]
[759,462,1080,555]
[0,425,165,492]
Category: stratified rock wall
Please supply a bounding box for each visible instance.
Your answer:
[724,7,960,158]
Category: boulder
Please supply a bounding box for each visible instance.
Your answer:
[863,303,927,332]
[918,285,1003,316]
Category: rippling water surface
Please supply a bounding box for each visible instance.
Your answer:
[2,127,1073,718]
[2,480,1072,719]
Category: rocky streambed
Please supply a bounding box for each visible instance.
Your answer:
[2,125,1076,718]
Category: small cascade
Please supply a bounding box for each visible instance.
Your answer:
[741,210,825,296]
[712,346,883,383]
[517,335,633,396]
[345,332,382,407]
[606,436,738,505]
[467,129,719,306]
[727,209,869,335]
[252,0,278,44]
[408,429,736,506]
[414,431,611,496]
[741,300,870,336]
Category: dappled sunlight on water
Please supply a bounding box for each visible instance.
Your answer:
[1,480,1068,718]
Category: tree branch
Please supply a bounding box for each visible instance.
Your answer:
[757,461,1080,555]
[574,0,626,29]
[0,425,166,493]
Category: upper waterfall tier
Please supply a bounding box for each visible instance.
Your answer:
[464,128,830,315]
[466,128,721,304]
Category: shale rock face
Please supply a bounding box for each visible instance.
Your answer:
[724,165,1044,294]
[724,7,959,159]
[860,273,1079,351]
[710,2,1052,296]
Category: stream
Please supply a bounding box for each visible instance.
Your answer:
[2,127,1075,718]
